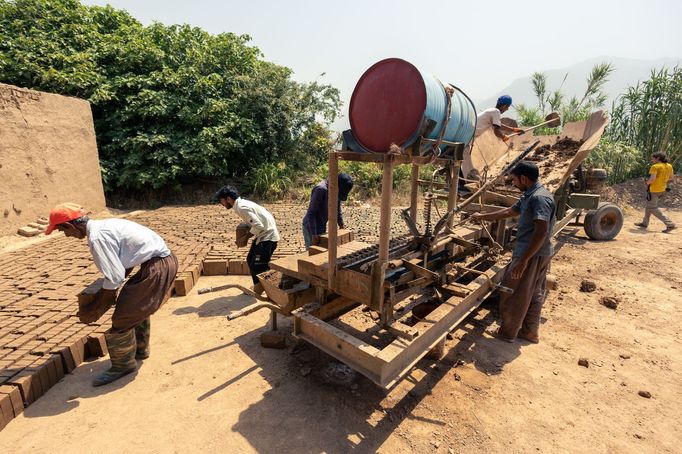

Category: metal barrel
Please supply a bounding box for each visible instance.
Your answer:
[349,58,476,153]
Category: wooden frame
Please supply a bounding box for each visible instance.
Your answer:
[293,258,506,388]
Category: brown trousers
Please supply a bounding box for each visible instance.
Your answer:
[112,253,178,331]
[642,191,674,227]
[498,255,552,339]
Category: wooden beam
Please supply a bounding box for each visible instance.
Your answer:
[293,311,385,384]
[377,154,395,325]
[328,152,339,291]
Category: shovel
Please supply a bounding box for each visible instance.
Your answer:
[508,112,561,138]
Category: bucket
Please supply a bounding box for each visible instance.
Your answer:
[349,58,476,153]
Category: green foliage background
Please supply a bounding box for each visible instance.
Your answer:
[0,0,340,193]
[516,62,681,183]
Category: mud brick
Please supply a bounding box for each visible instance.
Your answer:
[86,334,107,357]
[17,226,41,237]
[189,264,201,283]
[51,353,65,380]
[174,273,194,296]
[45,357,58,386]
[35,360,51,391]
[260,331,287,349]
[0,385,24,417]
[8,371,41,405]
[77,278,104,306]
[307,246,326,256]
[227,259,242,275]
[0,394,12,430]
[202,260,228,276]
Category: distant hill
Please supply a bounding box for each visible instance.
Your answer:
[476,56,681,116]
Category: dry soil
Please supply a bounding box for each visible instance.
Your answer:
[0,208,680,454]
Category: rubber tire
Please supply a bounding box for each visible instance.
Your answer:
[584,202,623,240]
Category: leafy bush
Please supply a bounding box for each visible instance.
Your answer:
[585,139,646,184]
[0,0,340,193]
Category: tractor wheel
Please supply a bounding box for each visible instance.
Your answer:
[583,202,623,240]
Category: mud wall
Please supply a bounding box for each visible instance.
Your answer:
[0,83,106,235]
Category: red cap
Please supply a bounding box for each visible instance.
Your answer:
[45,203,87,235]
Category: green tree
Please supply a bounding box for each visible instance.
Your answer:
[0,0,340,192]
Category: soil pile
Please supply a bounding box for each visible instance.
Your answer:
[601,176,682,209]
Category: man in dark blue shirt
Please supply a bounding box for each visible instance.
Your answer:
[302,173,353,248]
[471,161,555,343]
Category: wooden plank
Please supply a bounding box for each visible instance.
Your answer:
[553,208,581,237]
[328,152,339,291]
[270,253,309,280]
[297,241,371,279]
[294,311,384,384]
[376,262,507,388]
[333,269,372,306]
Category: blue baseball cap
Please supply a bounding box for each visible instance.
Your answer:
[496,95,512,107]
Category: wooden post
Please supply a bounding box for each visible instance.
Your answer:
[377,154,395,325]
[328,152,339,292]
[410,163,419,222]
[378,155,394,263]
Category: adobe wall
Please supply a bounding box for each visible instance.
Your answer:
[0,83,106,236]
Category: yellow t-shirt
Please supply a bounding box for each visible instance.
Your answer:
[649,162,673,193]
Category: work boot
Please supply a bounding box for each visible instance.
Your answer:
[494,328,515,343]
[93,329,137,387]
[663,225,677,233]
[634,222,647,229]
[517,329,540,344]
[135,318,151,360]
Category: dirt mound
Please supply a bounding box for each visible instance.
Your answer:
[601,176,681,209]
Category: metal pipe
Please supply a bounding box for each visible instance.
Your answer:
[227,302,286,321]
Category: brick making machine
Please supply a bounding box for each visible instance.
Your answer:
[210,58,622,389]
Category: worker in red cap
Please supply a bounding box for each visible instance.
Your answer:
[46,203,178,386]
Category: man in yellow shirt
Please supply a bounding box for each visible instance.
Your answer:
[635,152,676,233]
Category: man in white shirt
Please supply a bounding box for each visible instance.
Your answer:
[46,203,178,386]
[460,95,524,186]
[475,95,524,141]
[213,185,280,295]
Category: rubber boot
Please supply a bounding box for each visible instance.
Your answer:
[135,318,151,360]
[93,329,137,387]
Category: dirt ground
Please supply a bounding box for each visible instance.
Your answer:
[1,206,681,453]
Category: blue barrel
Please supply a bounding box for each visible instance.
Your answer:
[349,58,476,153]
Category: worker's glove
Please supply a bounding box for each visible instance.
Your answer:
[502,135,511,143]
[512,127,525,135]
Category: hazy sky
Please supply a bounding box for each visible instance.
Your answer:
[82,0,681,125]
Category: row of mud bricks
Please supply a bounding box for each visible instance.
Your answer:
[0,204,310,430]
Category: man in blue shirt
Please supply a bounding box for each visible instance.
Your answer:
[302,173,353,248]
[471,161,555,343]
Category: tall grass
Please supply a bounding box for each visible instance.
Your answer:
[607,67,682,170]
